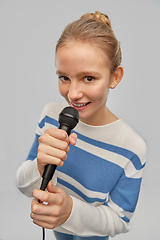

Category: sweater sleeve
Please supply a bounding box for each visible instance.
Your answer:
[59,196,131,237]
[16,159,42,197]
[16,159,57,197]
[16,103,57,197]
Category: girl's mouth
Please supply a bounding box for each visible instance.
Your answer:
[69,101,90,108]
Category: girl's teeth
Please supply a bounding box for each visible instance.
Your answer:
[72,102,87,107]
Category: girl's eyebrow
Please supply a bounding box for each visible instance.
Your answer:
[77,71,101,78]
[56,70,101,78]
[56,70,65,75]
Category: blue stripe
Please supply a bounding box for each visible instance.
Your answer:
[110,174,142,213]
[104,196,131,223]
[105,199,130,223]
[74,131,143,171]
[121,216,130,223]
[57,177,106,204]
[26,134,40,161]
[57,145,123,193]
[54,232,109,240]
[39,116,59,128]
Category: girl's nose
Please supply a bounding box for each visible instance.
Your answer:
[67,81,83,101]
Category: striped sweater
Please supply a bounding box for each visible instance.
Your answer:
[16,102,147,238]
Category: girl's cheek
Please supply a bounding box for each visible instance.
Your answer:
[59,84,67,97]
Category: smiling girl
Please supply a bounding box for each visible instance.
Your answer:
[16,11,147,240]
[56,42,123,126]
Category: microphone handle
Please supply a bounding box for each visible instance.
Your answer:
[40,124,71,191]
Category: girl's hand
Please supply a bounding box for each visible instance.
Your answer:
[37,128,77,176]
[30,182,73,229]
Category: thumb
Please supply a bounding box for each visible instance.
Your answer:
[47,181,64,194]
[69,133,77,145]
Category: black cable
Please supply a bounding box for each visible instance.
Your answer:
[42,227,45,240]
[38,199,46,240]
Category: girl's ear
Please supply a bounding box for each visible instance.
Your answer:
[109,66,124,89]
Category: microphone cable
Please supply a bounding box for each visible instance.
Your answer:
[38,198,45,240]
[42,226,45,240]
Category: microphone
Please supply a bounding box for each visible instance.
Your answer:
[40,106,79,191]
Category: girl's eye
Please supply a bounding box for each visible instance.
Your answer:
[58,76,70,82]
[84,76,95,82]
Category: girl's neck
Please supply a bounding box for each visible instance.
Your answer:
[81,107,118,126]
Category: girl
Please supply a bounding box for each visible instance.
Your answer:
[16,11,147,239]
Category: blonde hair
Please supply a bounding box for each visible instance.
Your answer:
[56,11,122,74]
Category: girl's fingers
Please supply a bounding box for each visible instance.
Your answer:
[39,132,69,151]
[32,186,64,210]
[39,144,69,160]
[39,129,69,147]
[31,198,59,217]
[44,128,69,142]
[37,129,71,174]
[31,218,55,229]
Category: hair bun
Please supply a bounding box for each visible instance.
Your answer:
[81,11,112,28]
[94,11,111,28]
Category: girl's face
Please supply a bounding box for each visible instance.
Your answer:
[56,42,117,125]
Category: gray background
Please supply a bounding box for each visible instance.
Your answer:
[0,0,159,239]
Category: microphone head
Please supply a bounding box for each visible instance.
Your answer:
[58,106,79,129]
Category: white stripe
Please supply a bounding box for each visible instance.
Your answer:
[108,198,133,220]
[76,138,129,169]
[57,171,108,201]
[56,182,105,206]
[124,162,144,178]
